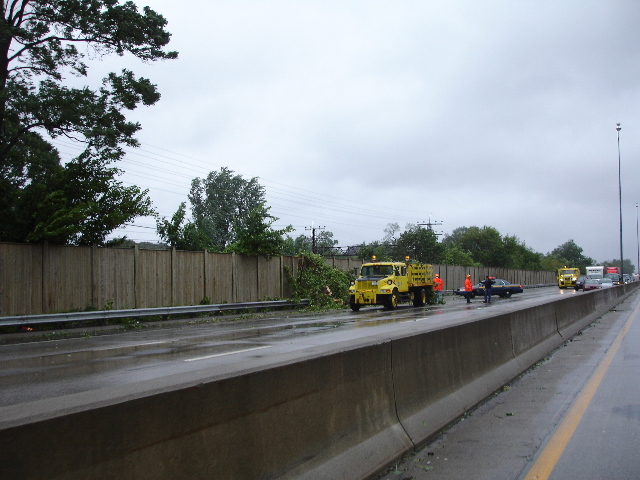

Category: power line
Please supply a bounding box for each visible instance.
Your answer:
[46,138,459,243]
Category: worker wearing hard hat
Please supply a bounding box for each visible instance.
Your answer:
[434,273,444,303]
[463,274,474,303]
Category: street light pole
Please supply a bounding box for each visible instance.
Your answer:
[617,123,623,277]
[636,203,639,275]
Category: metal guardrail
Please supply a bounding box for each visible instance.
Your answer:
[0,300,310,328]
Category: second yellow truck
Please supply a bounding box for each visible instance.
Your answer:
[557,267,581,288]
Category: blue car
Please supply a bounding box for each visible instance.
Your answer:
[473,279,524,298]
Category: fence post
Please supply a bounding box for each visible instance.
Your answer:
[232,252,237,303]
[91,244,99,309]
[41,241,49,314]
[203,249,209,303]
[279,256,284,299]
[256,256,261,302]
[171,247,177,307]
[134,244,139,309]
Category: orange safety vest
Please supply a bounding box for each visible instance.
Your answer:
[465,278,473,291]
[434,276,444,291]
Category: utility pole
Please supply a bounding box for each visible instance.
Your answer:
[617,123,624,277]
[631,203,640,274]
[418,215,443,236]
[305,225,325,253]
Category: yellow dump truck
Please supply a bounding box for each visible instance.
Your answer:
[349,258,434,311]
[557,267,581,288]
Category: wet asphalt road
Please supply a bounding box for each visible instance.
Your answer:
[0,286,562,407]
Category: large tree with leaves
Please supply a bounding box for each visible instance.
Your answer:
[156,201,214,251]
[448,226,510,268]
[188,167,266,250]
[1,0,177,244]
[225,203,293,258]
[393,224,445,263]
[543,239,595,272]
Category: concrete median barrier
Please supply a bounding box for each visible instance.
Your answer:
[392,315,515,443]
[556,283,634,339]
[1,284,637,480]
[0,341,413,480]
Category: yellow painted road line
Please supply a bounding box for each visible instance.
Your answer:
[185,345,272,362]
[523,299,640,480]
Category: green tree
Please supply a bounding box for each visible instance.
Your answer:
[540,254,569,272]
[283,230,340,256]
[282,234,314,255]
[442,244,479,266]
[225,204,293,258]
[315,230,339,252]
[188,167,265,250]
[551,240,587,265]
[1,0,177,244]
[453,226,509,267]
[547,239,595,273]
[393,225,444,263]
[503,235,543,270]
[442,226,470,248]
[1,131,153,244]
[356,241,393,262]
[156,202,215,251]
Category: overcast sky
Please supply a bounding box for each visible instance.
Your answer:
[54,1,640,265]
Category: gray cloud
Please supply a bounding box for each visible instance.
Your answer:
[93,0,640,265]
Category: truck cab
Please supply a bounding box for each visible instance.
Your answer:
[557,267,581,288]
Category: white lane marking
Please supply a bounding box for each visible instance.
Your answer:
[108,341,165,349]
[185,345,272,362]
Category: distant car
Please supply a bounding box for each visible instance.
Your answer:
[473,279,524,298]
[623,274,632,284]
[600,278,614,288]
[604,273,622,285]
[574,275,587,291]
[583,278,602,291]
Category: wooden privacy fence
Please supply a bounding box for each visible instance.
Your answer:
[430,264,556,293]
[0,243,362,317]
[0,243,555,317]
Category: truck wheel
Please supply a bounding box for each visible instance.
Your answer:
[385,290,399,309]
[413,288,427,307]
[350,303,361,312]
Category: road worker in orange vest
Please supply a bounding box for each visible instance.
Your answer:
[434,273,444,302]
[464,274,473,291]
[463,274,474,303]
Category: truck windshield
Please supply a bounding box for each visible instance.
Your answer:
[561,270,577,275]
[361,265,394,277]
